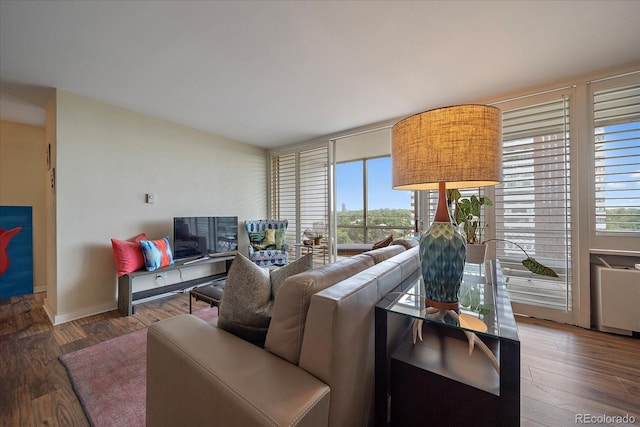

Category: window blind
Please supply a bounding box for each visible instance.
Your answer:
[495,98,572,311]
[593,82,640,234]
[271,145,329,252]
[299,147,329,240]
[271,152,297,247]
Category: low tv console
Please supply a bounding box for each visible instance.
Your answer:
[118,254,236,316]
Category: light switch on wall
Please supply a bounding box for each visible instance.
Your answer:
[146,193,156,204]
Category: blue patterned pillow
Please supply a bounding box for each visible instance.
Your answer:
[139,237,174,271]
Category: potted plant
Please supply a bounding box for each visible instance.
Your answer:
[447,189,492,263]
[303,228,324,245]
[447,189,558,277]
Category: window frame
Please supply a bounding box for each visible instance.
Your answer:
[588,73,640,253]
[335,155,417,244]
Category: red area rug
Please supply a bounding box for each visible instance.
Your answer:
[59,308,218,427]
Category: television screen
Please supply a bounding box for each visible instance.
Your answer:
[173,216,238,260]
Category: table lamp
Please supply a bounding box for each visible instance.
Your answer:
[392,105,502,310]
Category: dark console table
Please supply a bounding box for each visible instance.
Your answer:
[375,261,520,426]
[118,254,235,315]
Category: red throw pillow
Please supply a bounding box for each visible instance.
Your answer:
[111,233,146,276]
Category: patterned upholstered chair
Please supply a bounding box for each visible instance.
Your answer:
[244,219,289,267]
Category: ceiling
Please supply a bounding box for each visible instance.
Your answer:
[1,1,639,149]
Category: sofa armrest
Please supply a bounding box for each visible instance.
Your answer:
[147,314,330,427]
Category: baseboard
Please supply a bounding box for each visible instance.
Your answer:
[43,298,118,326]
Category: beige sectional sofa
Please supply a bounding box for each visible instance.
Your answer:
[146,239,419,427]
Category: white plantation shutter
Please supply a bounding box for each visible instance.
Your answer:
[271,153,297,248]
[495,97,572,311]
[270,145,329,254]
[593,82,640,234]
[299,147,329,239]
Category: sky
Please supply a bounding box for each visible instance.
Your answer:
[596,122,640,208]
[336,157,412,211]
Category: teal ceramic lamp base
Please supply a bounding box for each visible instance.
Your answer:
[419,182,467,310]
[420,221,466,310]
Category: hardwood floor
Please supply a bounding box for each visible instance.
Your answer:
[518,316,640,426]
[1,292,639,426]
[0,291,212,427]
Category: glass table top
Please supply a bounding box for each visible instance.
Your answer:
[378,261,518,341]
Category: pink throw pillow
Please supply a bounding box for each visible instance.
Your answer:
[111,233,146,276]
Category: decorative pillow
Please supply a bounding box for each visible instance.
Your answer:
[248,231,265,243]
[111,233,146,276]
[275,229,286,250]
[372,234,394,250]
[264,229,276,245]
[270,254,313,298]
[251,228,277,251]
[139,237,174,271]
[218,254,273,346]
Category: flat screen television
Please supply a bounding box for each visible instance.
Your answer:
[173,216,238,261]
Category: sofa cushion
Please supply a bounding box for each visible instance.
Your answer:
[270,254,313,298]
[218,254,273,346]
[265,254,375,364]
[139,237,174,271]
[384,246,421,281]
[391,237,419,250]
[363,244,406,264]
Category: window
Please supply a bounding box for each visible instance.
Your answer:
[593,82,640,234]
[336,156,415,244]
[495,96,572,311]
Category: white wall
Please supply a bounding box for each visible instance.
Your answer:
[0,120,47,292]
[47,90,267,323]
[334,128,391,163]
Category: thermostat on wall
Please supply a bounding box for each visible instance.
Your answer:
[146,193,156,204]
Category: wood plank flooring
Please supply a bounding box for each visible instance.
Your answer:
[0,292,211,427]
[519,316,640,426]
[1,292,639,426]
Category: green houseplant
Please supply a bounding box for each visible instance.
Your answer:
[448,189,492,245]
[447,189,558,278]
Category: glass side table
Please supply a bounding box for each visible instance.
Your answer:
[374,261,520,427]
